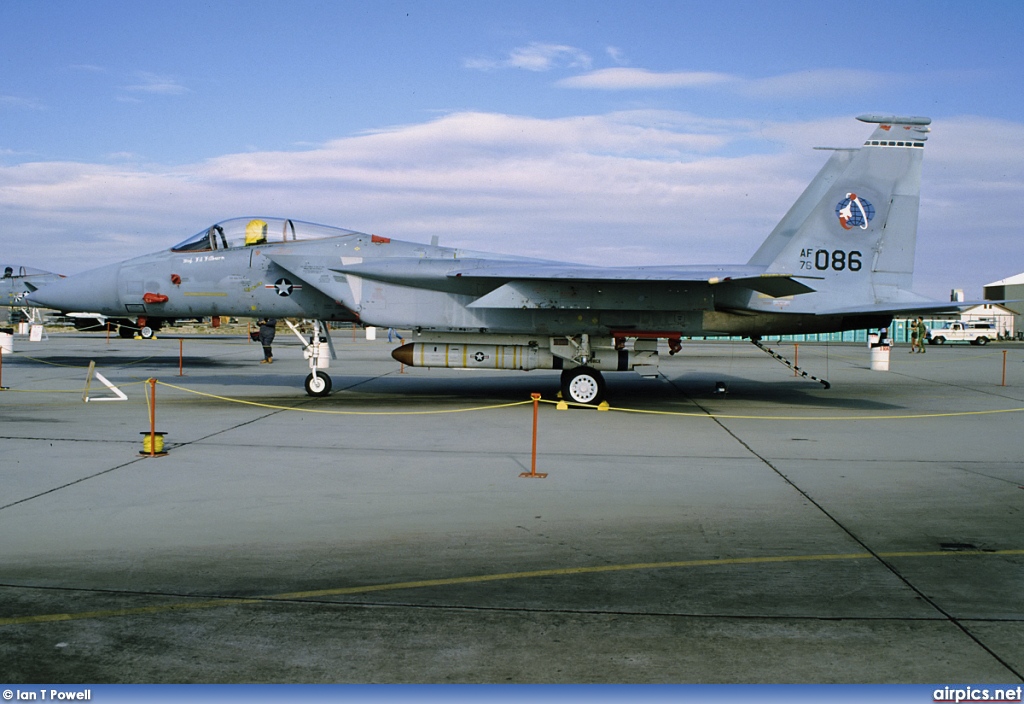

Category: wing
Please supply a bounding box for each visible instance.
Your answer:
[458,266,817,307]
[265,252,818,312]
[329,257,817,301]
[453,263,816,294]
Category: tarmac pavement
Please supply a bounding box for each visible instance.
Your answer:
[0,331,1022,683]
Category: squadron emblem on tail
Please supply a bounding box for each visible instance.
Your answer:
[836,193,874,230]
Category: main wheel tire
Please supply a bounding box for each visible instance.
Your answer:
[118,325,135,339]
[139,326,154,339]
[561,367,605,405]
[304,372,332,397]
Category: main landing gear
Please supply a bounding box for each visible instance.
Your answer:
[560,367,606,405]
[285,319,336,397]
[554,334,608,405]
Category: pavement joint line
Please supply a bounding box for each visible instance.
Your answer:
[667,373,1024,681]
[695,388,1024,681]
[0,456,150,512]
[2,548,1022,627]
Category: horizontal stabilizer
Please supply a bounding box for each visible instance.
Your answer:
[721,275,818,298]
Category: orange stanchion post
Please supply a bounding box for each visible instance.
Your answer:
[179,339,184,376]
[106,321,111,344]
[1003,350,1007,387]
[520,393,548,478]
[794,343,799,376]
[0,347,6,390]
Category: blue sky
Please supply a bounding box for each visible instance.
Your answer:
[3,0,1023,298]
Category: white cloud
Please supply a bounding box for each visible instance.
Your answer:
[739,69,900,98]
[558,68,735,90]
[605,46,627,65]
[558,67,899,98]
[1,95,45,111]
[464,42,591,72]
[1,112,1019,300]
[123,71,189,95]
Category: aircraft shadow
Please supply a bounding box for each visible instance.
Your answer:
[320,371,904,413]
[5,355,242,369]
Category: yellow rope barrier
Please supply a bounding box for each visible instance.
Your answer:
[155,380,534,416]
[0,379,150,395]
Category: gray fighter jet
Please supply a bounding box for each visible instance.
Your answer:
[3,265,62,301]
[27,114,970,402]
[2,265,63,322]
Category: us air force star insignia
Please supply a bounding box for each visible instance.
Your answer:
[274,278,294,296]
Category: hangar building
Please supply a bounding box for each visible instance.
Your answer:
[984,272,1024,340]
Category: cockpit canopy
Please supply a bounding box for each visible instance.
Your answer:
[171,217,364,253]
[2,265,55,278]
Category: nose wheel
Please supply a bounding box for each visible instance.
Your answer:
[304,372,332,397]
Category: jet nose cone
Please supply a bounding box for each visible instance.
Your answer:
[24,262,122,313]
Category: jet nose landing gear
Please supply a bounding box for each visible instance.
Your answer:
[304,372,332,397]
[285,319,336,397]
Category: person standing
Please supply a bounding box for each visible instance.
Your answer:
[258,318,277,363]
[915,316,928,353]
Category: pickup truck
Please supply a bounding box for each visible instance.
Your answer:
[928,321,996,346]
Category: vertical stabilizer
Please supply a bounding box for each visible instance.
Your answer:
[748,115,931,308]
